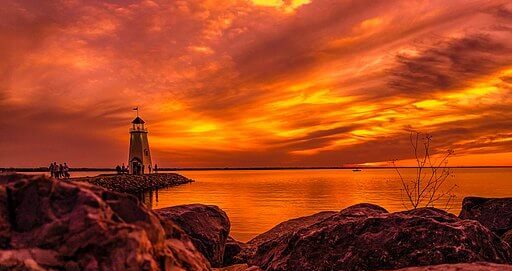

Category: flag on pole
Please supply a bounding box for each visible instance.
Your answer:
[133,107,138,111]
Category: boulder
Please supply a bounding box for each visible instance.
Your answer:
[0,174,210,271]
[249,210,338,247]
[247,204,512,271]
[223,236,248,266]
[237,204,379,265]
[158,217,212,271]
[390,262,512,270]
[235,210,338,264]
[459,197,512,235]
[156,204,230,267]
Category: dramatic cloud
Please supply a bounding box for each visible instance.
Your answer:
[389,33,512,93]
[2,0,512,167]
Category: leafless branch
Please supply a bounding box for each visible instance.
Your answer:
[393,132,457,210]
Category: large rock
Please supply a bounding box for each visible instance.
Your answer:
[459,197,512,235]
[247,204,512,271]
[235,204,379,265]
[156,204,230,267]
[249,210,338,247]
[234,210,338,264]
[0,174,210,271]
[391,262,512,270]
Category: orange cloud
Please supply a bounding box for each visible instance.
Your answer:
[1,0,512,167]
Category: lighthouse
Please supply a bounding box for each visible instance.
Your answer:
[128,110,152,175]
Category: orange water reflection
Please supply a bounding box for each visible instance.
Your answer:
[143,169,512,242]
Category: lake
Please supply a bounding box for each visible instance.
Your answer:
[144,168,512,242]
[19,168,512,242]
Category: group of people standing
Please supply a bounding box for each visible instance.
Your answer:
[49,162,70,179]
[115,164,129,174]
[115,163,158,174]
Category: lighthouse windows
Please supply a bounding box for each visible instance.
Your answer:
[145,149,149,156]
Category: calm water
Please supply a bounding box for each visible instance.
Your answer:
[18,169,512,242]
[140,168,512,242]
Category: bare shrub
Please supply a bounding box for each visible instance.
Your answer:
[393,132,457,210]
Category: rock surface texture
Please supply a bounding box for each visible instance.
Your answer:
[156,204,230,267]
[213,264,263,271]
[74,173,193,194]
[390,262,512,270]
[246,204,512,271]
[459,197,512,235]
[503,229,512,246]
[235,210,338,264]
[0,174,210,271]
[223,236,248,266]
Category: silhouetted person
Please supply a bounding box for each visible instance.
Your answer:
[63,163,70,179]
[148,164,152,174]
[154,164,158,174]
[116,165,121,174]
[52,162,58,178]
[49,163,55,178]
[58,164,64,179]
[121,163,126,174]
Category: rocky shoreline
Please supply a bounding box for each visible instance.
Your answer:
[73,173,194,194]
[1,174,512,271]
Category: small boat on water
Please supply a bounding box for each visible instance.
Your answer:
[352,169,362,172]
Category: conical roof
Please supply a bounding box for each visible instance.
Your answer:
[132,116,145,124]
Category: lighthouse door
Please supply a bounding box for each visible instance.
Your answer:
[130,158,143,175]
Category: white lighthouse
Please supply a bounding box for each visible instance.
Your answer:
[128,111,152,175]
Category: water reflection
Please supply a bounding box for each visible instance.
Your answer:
[139,189,159,207]
[141,168,512,242]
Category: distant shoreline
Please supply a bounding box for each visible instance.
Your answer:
[3,166,512,172]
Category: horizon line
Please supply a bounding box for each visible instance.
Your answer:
[3,165,512,172]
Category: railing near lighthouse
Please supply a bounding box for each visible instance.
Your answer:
[130,127,148,132]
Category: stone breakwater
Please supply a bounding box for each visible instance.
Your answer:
[73,173,193,193]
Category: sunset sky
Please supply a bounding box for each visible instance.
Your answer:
[2,0,512,167]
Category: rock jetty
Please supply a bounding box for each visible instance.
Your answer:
[2,173,512,271]
[74,173,193,194]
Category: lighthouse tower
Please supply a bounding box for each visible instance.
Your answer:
[128,112,152,175]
